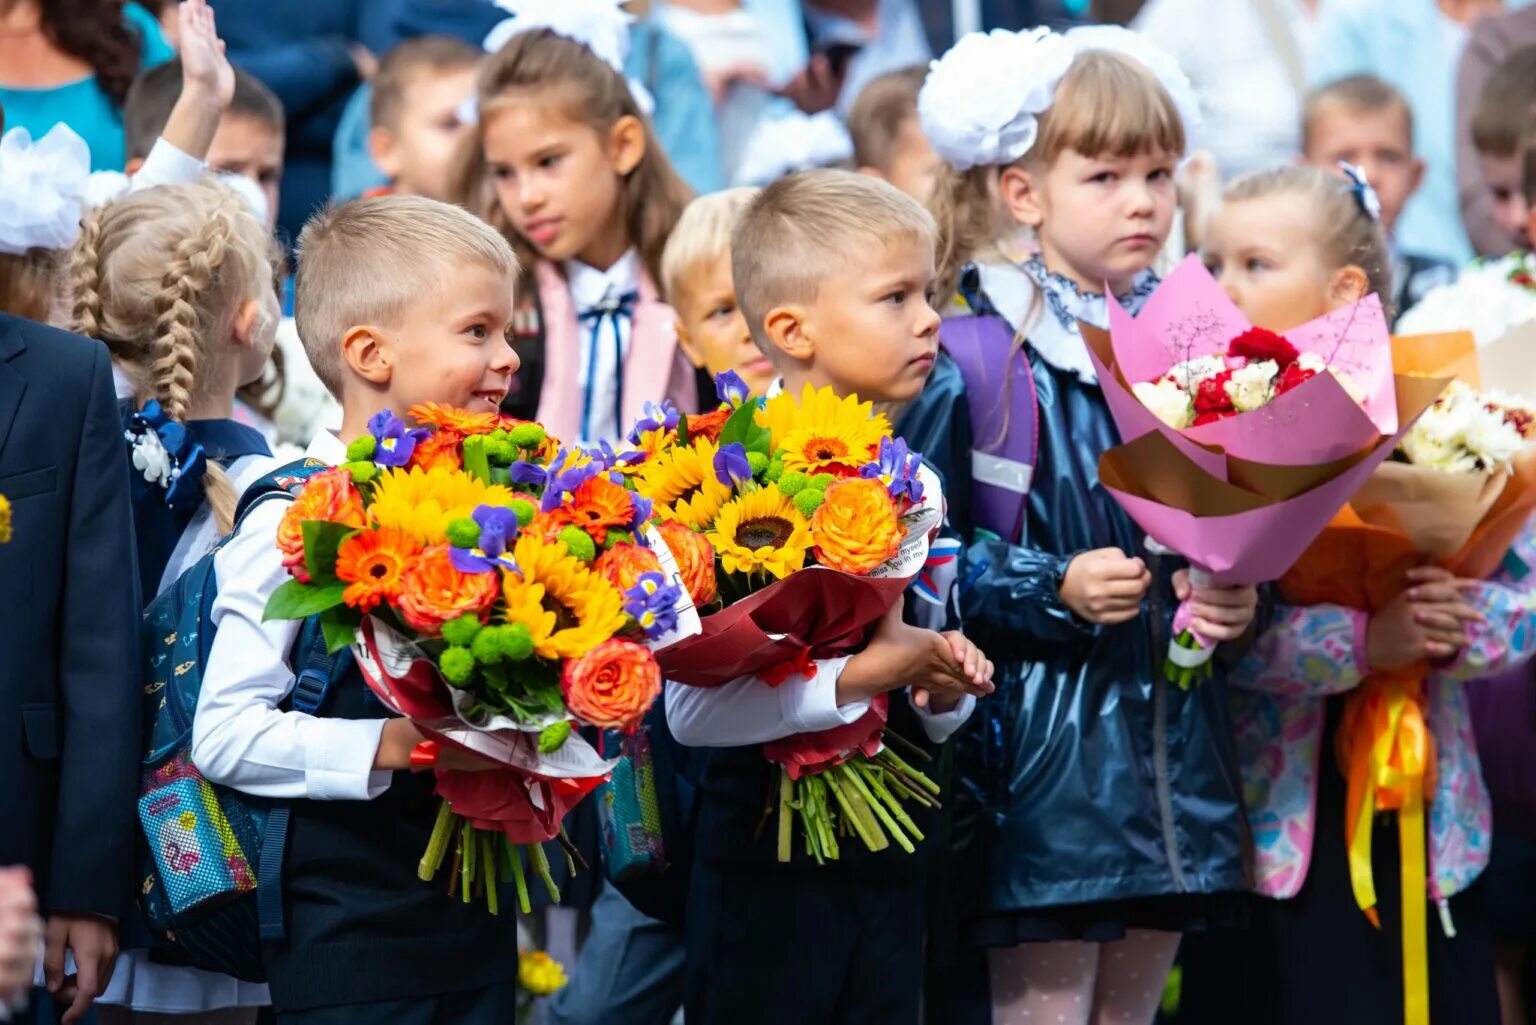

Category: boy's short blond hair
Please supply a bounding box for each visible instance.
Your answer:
[1302,74,1414,153]
[732,170,938,351]
[294,195,518,396]
[660,187,759,304]
[370,36,483,132]
[847,66,927,172]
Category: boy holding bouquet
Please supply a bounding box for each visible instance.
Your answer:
[668,170,995,1025]
[190,195,524,1025]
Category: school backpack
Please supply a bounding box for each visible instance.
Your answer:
[938,312,1040,545]
[136,459,348,983]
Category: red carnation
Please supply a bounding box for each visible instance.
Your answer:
[1228,327,1300,368]
[1275,362,1317,396]
[1194,370,1235,416]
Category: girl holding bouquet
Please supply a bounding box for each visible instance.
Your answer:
[916,26,1260,1025]
[454,0,698,444]
[1179,165,1536,1025]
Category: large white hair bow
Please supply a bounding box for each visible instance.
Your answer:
[918,24,1199,172]
[733,110,854,187]
[0,124,91,255]
[482,0,654,114]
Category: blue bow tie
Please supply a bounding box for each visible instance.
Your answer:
[577,290,639,324]
[577,291,638,442]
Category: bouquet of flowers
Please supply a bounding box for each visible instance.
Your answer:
[1083,256,1430,685]
[637,374,945,863]
[1279,334,1536,1025]
[0,493,9,543]
[263,403,695,913]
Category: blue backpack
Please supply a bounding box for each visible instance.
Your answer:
[136,459,349,982]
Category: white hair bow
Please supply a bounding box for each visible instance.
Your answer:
[733,110,854,187]
[481,0,654,115]
[918,24,1200,172]
[0,124,91,256]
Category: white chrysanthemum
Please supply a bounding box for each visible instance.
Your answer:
[1134,378,1193,428]
[1396,256,1536,347]
[1465,405,1525,467]
[1225,360,1278,412]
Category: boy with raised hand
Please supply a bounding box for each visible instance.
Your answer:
[190,196,522,1025]
[668,169,994,1025]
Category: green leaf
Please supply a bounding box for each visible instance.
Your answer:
[320,609,360,654]
[263,579,347,621]
[462,435,493,484]
[301,520,356,587]
[676,413,691,445]
[719,400,772,456]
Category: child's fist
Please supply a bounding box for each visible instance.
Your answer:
[1060,548,1151,625]
[1172,571,1258,642]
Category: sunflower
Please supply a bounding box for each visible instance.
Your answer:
[335,528,420,612]
[408,402,501,438]
[368,466,514,545]
[708,487,811,579]
[633,435,732,527]
[502,534,627,660]
[756,383,890,475]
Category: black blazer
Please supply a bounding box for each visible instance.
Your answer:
[0,314,140,919]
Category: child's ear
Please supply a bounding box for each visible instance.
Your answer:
[763,303,812,363]
[231,298,261,349]
[1407,155,1426,198]
[1327,264,1370,309]
[368,126,401,180]
[675,317,705,368]
[998,165,1044,229]
[608,115,646,177]
[341,325,393,386]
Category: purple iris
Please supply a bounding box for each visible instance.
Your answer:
[508,460,548,487]
[629,492,653,530]
[715,370,750,408]
[624,571,682,639]
[368,410,429,468]
[539,450,603,513]
[628,400,680,444]
[860,436,925,504]
[450,505,521,575]
[713,442,753,488]
[586,439,648,475]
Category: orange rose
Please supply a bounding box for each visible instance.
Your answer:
[655,519,717,606]
[396,543,500,635]
[276,468,367,583]
[810,477,902,575]
[593,542,664,595]
[560,638,662,731]
[685,406,730,444]
[407,430,463,472]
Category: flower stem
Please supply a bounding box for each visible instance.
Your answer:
[529,841,560,904]
[419,800,456,882]
[461,821,475,903]
[826,770,887,852]
[858,761,925,842]
[508,843,531,914]
[482,833,499,916]
[842,762,913,853]
[877,748,941,795]
[777,770,795,864]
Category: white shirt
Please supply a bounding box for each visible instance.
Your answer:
[192,430,394,801]
[567,248,640,447]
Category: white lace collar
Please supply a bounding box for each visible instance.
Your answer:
[969,257,1158,383]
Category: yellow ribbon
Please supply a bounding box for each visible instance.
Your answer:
[1340,676,1434,1025]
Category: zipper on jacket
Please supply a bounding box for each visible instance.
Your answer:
[1147,549,1190,892]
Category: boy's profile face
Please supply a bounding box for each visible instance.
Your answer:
[674,252,777,399]
[881,115,942,204]
[783,233,941,404]
[1480,151,1531,248]
[363,261,520,416]
[1303,101,1420,234]
[371,67,479,201]
[209,114,285,231]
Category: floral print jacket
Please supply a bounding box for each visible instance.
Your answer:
[1229,522,1536,904]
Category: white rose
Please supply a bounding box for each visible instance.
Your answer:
[1164,355,1225,390]
[1225,360,1278,412]
[1134,378,1193,428]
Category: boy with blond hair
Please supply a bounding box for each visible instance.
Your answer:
[847,66,942,203]
[659,187,775,397]
[191,195,523,1025]
[367,36,483,201]
[668,169,993,1025]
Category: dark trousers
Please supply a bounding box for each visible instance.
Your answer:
[273,981,518,1025]
[684,861,927,1025]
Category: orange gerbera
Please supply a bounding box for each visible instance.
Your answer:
[684,406,730,445]
[408,402,501,439]
[544,474,638,544]
[335,528,420,612]
[407,430,463,472]
[396,543,500,635]
[276,468,367,583]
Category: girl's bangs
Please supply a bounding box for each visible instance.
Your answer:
[1037,53,1186,163]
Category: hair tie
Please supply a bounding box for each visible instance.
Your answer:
[1339,162,1382,222]
[125,400,208,509]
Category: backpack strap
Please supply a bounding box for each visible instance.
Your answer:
[939,313,1039,545]
[232,458,332,530]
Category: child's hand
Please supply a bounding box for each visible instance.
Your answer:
[911,630,995,711]
[839,604,996,706]
[0,868,40,1008]
[376,719,501,772]
[1366,566,1485,669]
[178,0,234,109]
[1060,548,1151,625]
[1172,571,1258,642]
